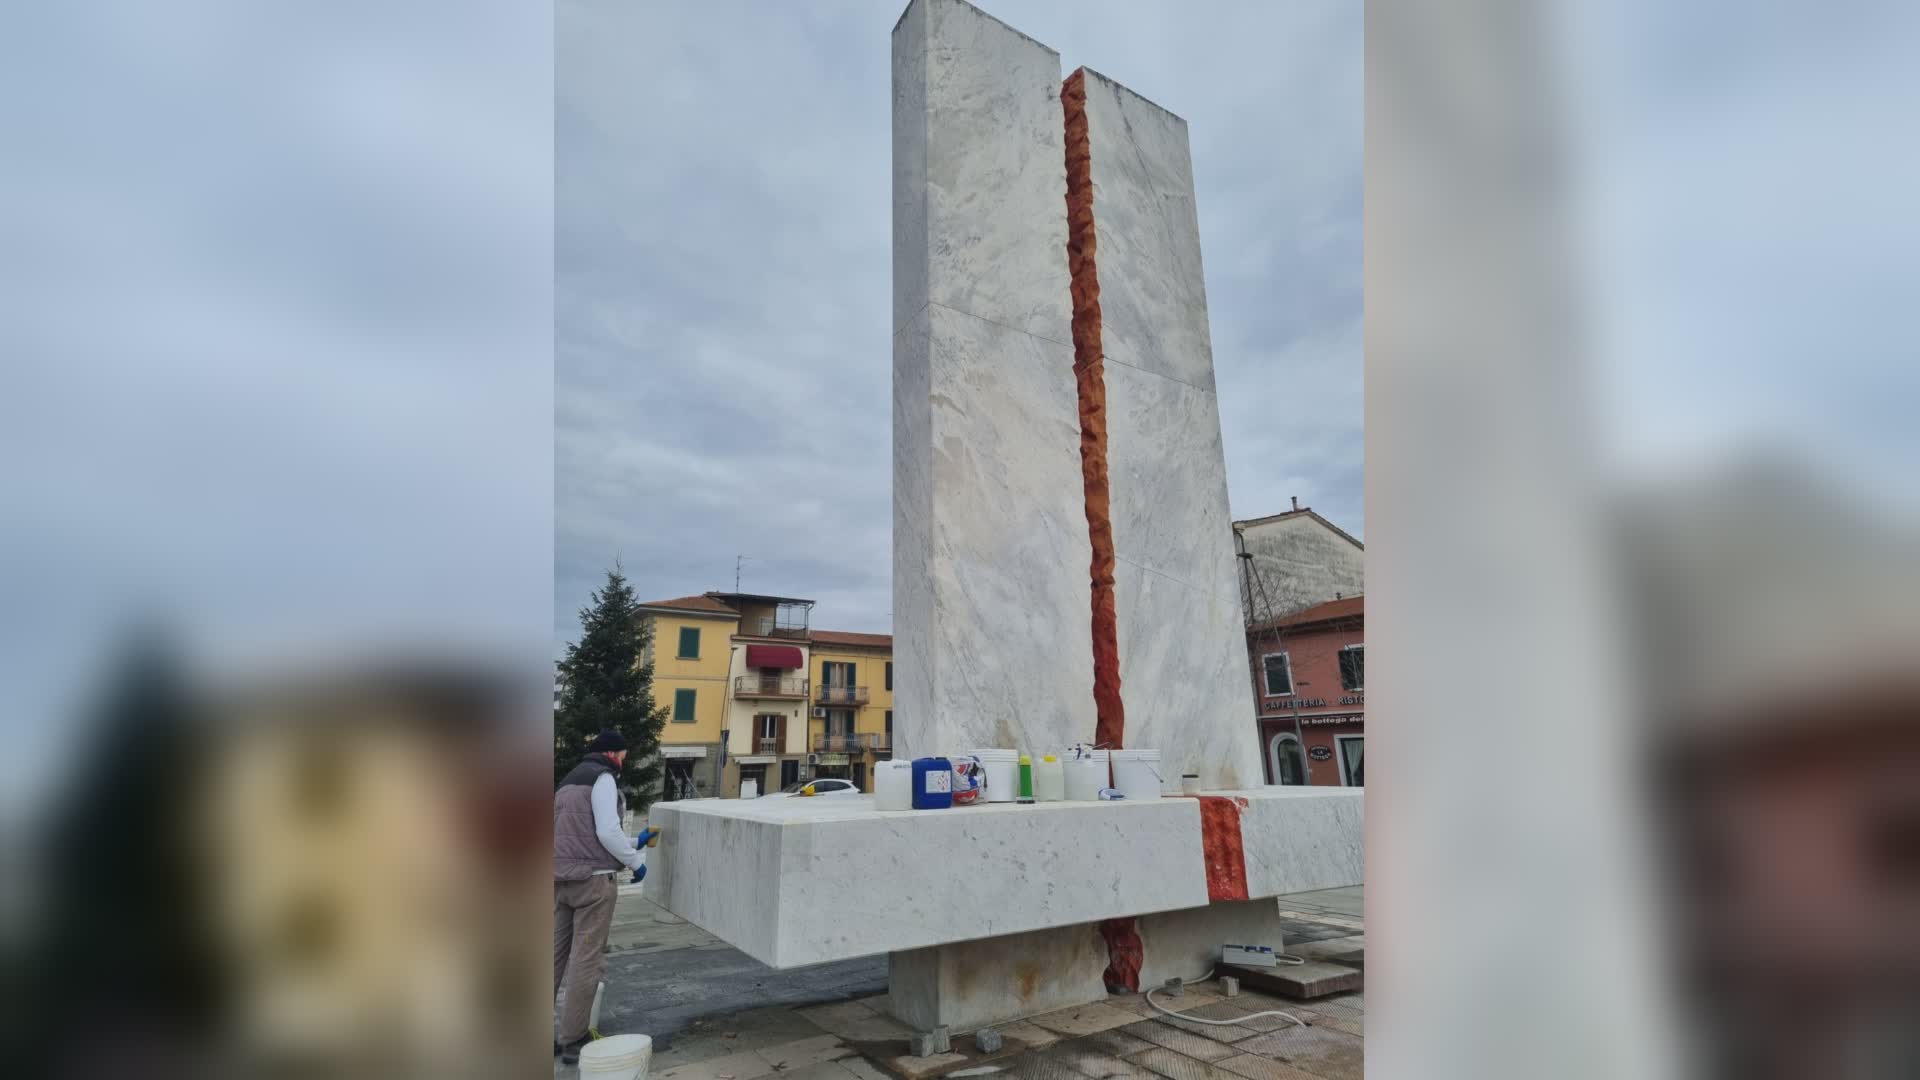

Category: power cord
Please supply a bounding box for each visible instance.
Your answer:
[1143,965,1310,1029]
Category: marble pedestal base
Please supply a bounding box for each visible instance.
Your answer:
[886,899,1287,1031]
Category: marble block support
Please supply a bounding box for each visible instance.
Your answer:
[646,795,1215,969]
[888,900,1289,1031]
[645,789,1359,970]
[893,0,1095,759]
[1077,68,1262,789]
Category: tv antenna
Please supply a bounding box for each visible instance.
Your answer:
[735,554,751,593]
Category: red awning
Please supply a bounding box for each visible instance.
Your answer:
[745,644,804,669]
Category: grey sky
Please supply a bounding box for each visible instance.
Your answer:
[556,0,1363,650]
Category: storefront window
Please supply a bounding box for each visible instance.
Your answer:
[1338,736,1364,787]
[1270,733,1307,785]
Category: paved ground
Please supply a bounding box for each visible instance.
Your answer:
[558,885,1364,1080]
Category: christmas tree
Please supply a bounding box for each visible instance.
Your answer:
[554,564,667,807]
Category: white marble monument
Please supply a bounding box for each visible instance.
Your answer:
[892,0,1259,788]
[647,0,1362,1032]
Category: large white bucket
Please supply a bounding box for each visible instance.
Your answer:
[1110,749,1164,801]
[963,748,1019,803]
[1063,750,1109,802]
[579,1033,654,1079]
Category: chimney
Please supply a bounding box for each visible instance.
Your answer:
[1291,496,1300,512]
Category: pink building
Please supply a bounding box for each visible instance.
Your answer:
[1245,595,1364,786]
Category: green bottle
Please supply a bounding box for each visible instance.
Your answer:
[1017,753,1035,803]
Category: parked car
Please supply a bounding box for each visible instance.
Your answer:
[769,778,862,798]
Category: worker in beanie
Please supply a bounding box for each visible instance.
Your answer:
[553,728,658,1063]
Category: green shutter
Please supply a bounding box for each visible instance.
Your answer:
[885,662,893,691]
[674,688,696,723]
[847,663,856,688]
[678,626,700,658]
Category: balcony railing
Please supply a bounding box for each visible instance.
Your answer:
[750,617,809,640]
[813,732,891,754]
[815,685,870,706]
[757,738,782,753]
[735,674,808,698]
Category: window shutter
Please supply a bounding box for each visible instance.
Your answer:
[674,688,696,722]
[679,626,700,658]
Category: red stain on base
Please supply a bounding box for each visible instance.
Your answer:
[1098,916,1143,993]
[1194,795,1251,901]
[1063,68,1125,752]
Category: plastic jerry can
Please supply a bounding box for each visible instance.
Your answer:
[911,756,954,809]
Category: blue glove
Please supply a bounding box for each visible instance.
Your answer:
[630,863,647,885]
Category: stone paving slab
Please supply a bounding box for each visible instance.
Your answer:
[1120,1019,1239,1062]
[1229,1024,1363,1080]
[1127,1045,1261,1080]
[1213,1053,1326,1080]
[757,1033,860,1072]
[1027,1002,1142,1038]
[561,889,1364,1080]
[1029,1041,1162,1080]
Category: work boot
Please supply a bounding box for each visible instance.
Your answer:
[560,1034,596,1065]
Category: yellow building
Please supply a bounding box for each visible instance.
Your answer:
[638,592,894,799]
[639,591,819,799]
[807,630,895,792]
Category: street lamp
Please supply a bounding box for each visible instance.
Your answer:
[1292,681,1311,785]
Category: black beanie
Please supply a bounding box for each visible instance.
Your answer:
[589,729,626,754]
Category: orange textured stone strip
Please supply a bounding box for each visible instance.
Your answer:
[1193,795,1251,901]
[1064,68,1126,752]
[1098,916,1143,993]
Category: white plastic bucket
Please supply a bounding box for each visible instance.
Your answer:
[1110,749,1165,801]
[1063,750,1109,802]
[874,759,914,811]
[964,748,1019,803]
[579,1033,653,1079]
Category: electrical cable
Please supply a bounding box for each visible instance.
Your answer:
[1143,966,1311,1029]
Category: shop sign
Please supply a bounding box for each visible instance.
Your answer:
[816,753,850,765]
[1308,746,1334,761]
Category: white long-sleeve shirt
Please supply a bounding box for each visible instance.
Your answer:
[591,772,645,873]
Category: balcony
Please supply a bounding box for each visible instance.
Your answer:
[735,674,808,698]
[813,732,891,754]
[815,685,870,706]
[757,738,783,754]
[749,617,810,640]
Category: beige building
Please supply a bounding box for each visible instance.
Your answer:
[1233,502,1365,623]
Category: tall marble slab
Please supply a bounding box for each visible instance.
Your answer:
[1078,70,1263,787]
[892,0,1095,757]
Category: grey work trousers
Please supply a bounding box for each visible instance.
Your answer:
[554,873,619,1044]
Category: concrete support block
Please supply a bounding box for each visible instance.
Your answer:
[885,900,1287,1030]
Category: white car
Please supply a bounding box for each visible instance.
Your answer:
[768,778,863,798]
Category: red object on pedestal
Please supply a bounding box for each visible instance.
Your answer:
[1098,916,1143,993]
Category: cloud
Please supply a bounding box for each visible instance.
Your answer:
[556,0,1363,651]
